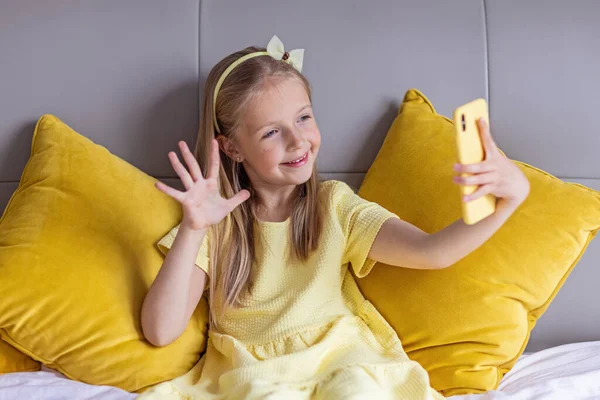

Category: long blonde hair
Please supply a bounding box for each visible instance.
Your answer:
[193,45,323,327]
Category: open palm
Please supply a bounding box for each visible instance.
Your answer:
[155,139,250,231]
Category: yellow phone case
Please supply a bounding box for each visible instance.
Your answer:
[453,98,496,225]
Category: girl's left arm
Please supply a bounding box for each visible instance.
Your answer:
[368,118,530,270]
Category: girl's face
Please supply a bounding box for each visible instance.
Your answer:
[225,77,321,188]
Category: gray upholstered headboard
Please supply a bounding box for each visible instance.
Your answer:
[1,0,599,352]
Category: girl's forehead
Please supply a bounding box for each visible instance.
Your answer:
[255,77,308,107]
[244,78,310,123]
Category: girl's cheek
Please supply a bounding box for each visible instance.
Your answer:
[310,129,321,146]
[260,147,280,166]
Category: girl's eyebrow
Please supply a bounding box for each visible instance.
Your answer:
[297,104,312,113]
[254,104,312,134]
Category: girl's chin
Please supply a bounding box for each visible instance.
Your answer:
[274,167,314,186]
[289,171,314,186]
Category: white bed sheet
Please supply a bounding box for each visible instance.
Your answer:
[450,341,600,400]
[0,341,599,400]
[0,365,135,400]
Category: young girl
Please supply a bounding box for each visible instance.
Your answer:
[139,35,530,399]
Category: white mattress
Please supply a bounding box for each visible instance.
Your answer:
[1,341,599,400]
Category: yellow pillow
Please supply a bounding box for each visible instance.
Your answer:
[0,340,40,373]
[357,89,600,396]
[0,115,209,392]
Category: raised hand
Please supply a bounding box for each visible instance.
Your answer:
[155,139,251,231]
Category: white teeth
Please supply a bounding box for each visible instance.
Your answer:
[287,153,306,164]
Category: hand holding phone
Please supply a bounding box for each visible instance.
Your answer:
[452,99,497,225]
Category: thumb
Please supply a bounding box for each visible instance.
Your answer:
[227,189,251,211]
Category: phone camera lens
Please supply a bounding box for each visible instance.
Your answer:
[461,114,466,131]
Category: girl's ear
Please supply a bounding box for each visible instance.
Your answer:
[216,134,243,162]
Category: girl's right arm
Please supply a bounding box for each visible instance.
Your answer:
[141,226,208,347]
[141,138,250,347]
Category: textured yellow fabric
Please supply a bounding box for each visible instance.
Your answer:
[0,115,209,392]
[138,180,445,400]
[0,339,40,373]
[357,89,600,396]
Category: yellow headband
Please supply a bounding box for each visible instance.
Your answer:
[212,35,305,133]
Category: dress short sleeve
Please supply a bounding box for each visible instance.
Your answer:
[156,223,210,279]
[331,181,399,278]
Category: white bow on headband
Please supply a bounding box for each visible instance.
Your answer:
[266,35,304,73]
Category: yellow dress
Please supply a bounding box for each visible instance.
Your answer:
[138,180,445,400]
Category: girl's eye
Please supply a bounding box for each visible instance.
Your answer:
[263,130,277,139]
[262,116,310,139]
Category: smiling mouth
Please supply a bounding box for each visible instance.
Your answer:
[282,152,308,165]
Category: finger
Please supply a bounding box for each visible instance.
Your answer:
[453,162,493,174]
[464,184,494,202]
[179,141,203,182]
[169,151,194,190]
[477,118,497,158]
[453,172,496,186]
[226,189,251,211]
[207,139,221,180]
[155,180,185,202]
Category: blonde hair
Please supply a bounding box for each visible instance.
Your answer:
[193,45,323,327]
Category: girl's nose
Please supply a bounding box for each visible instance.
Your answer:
[287,127,306,150]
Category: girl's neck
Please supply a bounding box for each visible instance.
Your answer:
[252,184,299,222]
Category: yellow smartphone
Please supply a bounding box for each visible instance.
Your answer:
[453,98,496,225]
